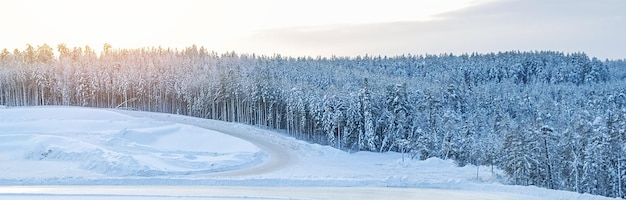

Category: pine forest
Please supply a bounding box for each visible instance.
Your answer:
[1,44,626,198]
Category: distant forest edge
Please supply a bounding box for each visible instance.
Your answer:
[2,44,626,197]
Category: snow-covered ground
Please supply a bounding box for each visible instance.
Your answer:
[0,107,262,179]
[0,106,620,199]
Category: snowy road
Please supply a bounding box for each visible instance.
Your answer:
[203,125,298,177]
[0,185,542,200]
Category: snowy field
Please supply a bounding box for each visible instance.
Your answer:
[0,106,619,199]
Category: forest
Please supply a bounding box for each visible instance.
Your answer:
[1,44,625,198]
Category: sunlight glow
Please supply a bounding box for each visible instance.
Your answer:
[0,0,493,53]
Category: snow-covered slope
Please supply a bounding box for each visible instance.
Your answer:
[0,107,263,178]
[0,106,619,200]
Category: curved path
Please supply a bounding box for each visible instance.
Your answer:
[200,124,298,176]
[114,110,299,176]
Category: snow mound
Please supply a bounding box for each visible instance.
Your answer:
[0,107,264,178]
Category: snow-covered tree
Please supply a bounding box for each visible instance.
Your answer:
[1,45,626,197]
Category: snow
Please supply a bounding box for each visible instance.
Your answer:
[0,107,263,178]
[0,186,546,200]
[0,106,620,200]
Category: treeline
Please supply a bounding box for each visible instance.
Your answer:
[1,44,626,198]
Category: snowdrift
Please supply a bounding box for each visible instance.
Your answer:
[0,107,264,178]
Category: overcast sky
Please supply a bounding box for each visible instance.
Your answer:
[1,0,624,59]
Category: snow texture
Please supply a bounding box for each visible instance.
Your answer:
[0,107,263,178]
[0,107,619,200]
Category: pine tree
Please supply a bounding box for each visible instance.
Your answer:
[502,125,536,185]
[359,78,376,151]
[582,116,611,196]
[1,47,625,197]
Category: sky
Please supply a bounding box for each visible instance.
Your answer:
[1,0,624,59]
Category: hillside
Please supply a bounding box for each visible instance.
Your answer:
[1,46,626,197]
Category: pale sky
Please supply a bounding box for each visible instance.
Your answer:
[1,0,624,59]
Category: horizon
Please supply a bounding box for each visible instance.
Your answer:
[3,43,621,61]
[1,0,625,60]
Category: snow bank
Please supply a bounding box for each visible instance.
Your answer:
[0,107,264,178]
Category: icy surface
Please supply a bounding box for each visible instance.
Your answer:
[0,106,619,200]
